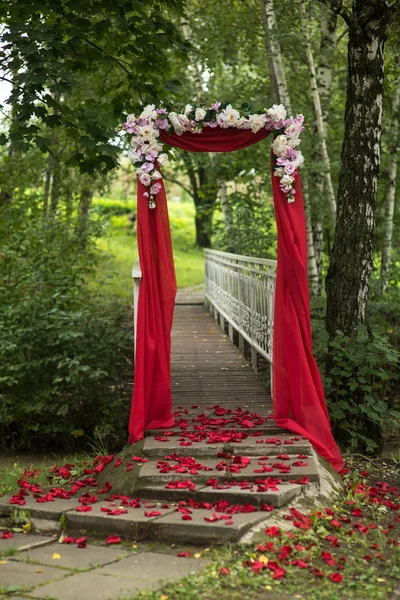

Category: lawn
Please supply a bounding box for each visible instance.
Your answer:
[94,198,205,301]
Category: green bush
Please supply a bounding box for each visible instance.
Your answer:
[92,197,136,217]
[323,328,400,453]
[0,194,133,451]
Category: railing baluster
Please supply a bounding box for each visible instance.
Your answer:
[204,249,277,393]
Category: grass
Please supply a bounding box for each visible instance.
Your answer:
[93,198,205,301]
[0,454,91,497]
[130,461,400,600]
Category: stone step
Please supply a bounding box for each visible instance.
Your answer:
[142,435,312,457]
[64,502,272,544]
[135,482,304,508]
[137,455,320,485]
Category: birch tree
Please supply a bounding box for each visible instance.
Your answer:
[380,50,400,293]
[323,0,399,343]
[300,0,337,222]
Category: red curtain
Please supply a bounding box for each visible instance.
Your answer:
[128,173,176,443]
[130,127,343,472]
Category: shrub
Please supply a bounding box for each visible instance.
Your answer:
[324,329,400,453]
[0,194,133,451]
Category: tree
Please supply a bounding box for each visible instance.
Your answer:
[0,0,188,173]
[323,0,399,336]
[380,47,400,293]
[321,0,400,445]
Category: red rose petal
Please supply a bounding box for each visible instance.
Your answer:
[1,531,14,539]
[328,572,343,583]
[106,535,121,545]
[177,551,191,557]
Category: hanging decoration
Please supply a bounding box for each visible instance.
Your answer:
[123,103,305,207]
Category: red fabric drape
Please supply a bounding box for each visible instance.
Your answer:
[129,172,176,443]
[131,126,343,472]
[271,168,343,471]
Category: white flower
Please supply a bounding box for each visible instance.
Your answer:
[292,150,304,169]
[148,141,164,153]
[219,104,241,127]
[273,167,285,178]
[151,170,162,180]
[128,148,141,163]
[139,125,159,142]
[287,137,301,148]
[237,116,251,129]
[281,174,294,187]
[195,107,206,121]
[158,153,169,166]
[272,134,289,156]
[169,112,186,135]
[267,104,287,122]
[140,104,157,120]
[137,171,151,186]
[184,104,193,115]
[248,113,267,133]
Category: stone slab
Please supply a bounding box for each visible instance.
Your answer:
[97,551,206,581]
[0,496,83,521]
[196,483,303,508]
[28,571,154,600]
[14,542,129,571]
[0,533,56,553]
[138,459,221,484]
[151,508,268,544]
[65,501,174,539]
[0,560,69,591]
[234,456,320,482]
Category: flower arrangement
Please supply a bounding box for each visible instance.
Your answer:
[122,102,304,208]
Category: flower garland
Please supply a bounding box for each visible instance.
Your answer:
[122,102,304,208]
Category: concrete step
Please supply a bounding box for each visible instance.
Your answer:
[142,434,312,457]
[135,481,304,508]
[137,455,320,485]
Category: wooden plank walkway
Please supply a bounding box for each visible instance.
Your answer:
[171,304,273,414]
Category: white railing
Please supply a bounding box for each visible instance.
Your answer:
[204,249,277,378]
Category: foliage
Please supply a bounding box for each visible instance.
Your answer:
[0,194,133,451]
[0,0,188,172]
[323,329,400,453]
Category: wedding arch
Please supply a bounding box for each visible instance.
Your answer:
[123,102,343,472]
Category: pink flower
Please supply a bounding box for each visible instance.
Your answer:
[145,150,158,161]
[150,182,162,195]
[210,101,221,111]
[156,118,169,130]
[138,172,151,186]
[141,162,154,173]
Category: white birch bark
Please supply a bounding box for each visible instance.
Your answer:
[260,0,292,114]
[300,0,337,222]
[380,54,400,293]
[303,177,320,298]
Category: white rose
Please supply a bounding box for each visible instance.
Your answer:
[128,148,141,163]
[151,170,162,180]
[267,104,287,122]
[292,151,304,169]
[184,104,193,115]
[168,112,186,135]
[273,167,285,178]
[281,174,294,186]
[287,137,301,148]
[237,116,251,129]
[195,107,206,121]
[139,125,159,142]
[272,134,289,156]
[219,104,240,127]
[140,104,157,120]
[158,153,168,166]
[249,114,267,133]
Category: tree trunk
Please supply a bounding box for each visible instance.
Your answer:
[76,178,95,246]
[49,139,61,215]
[326,6,392,338]
[311,6,338,290]
[260,0,291,113]
[260,0,280,104]
[380,52,400,293]
[300,0,337,222]
[218,179,233,237]
[303,177,320,298]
